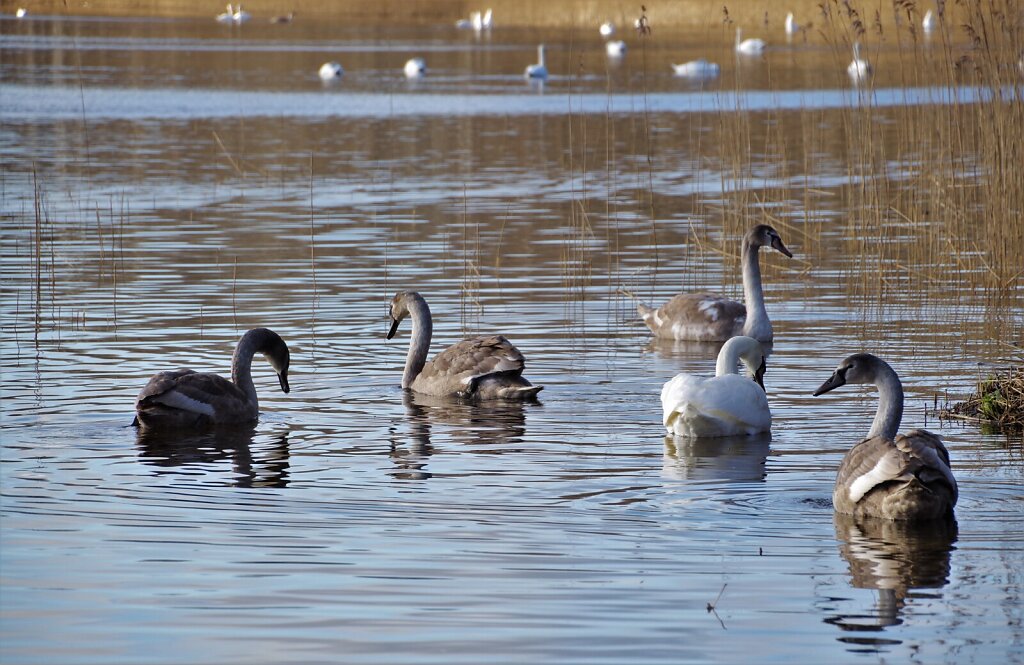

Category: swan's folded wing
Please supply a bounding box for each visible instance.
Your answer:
[896,429,958,501]
[661,373,704,428]
[137,370,246,417]
[839,430,956,505]
[424,335,527,386]
[643,293,745,340]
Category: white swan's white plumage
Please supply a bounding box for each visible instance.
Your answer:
[785,13,799,36]
[472,8,492,31]
[599,21,615,37]
[319,62,343,80]
[16,7,28,18]
[605,40,627,57]
[231,4,251,23]
[922,10,936,33]
[404,57,426,78]
[216,4,233,23]
[661,336,771,438]
[525,44,548,79]
[671,59,720,79]
[847,42,872,82]
[735,28,766,55]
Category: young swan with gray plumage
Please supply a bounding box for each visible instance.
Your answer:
[813,353,957,521]
[638,224,792,342]
[387,291,542,400]
[134,328,290,429]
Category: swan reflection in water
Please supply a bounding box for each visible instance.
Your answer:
[388,391,530,481]
[646,337,774,365]
[135,425,291,488]
[827,513,957,644]
[662,432,771,482]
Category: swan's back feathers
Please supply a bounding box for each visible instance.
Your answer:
[135,369,256,428]
[835,429,957,520]
[427,335,525,378]
[661,372,770,437]
[413,335,540,399]
[639,293,745,341]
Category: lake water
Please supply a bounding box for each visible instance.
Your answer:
[2,12,1023,665]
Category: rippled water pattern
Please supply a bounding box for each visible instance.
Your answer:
[2,12,1023,665]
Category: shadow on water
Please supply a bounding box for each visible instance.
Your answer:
[387,391,530,481]
[827,513,958,648]
[135,425,291,487]
[661,432,771,483]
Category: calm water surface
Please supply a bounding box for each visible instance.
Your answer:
[2,13,1023,665]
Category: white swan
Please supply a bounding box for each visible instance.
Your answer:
[231,4,251,23]
[16,7,28,18]
[134,328,290,429]
[785,13,799,37]
[404,57,426,78]
[735,27,766,55]
[661,336,771,438]
[473,8,493,31]
[922,10,936,33]
[847,42,872,82]
[671,59,720,79]
[318,62,343,81]
[605,40,627,57]
[637,224,793,342]
[814,353,958,521]
[524,44,548,79]
[216,4,233,23]
[387,291,543,400]
[599,21,615,37]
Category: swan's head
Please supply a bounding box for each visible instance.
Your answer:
[252,328,291,394]
[746,224,793,258]
[387,291,425,339]
[813,353,887,396]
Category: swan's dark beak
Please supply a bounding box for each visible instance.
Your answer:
[755,357,767,392]
[386,317,400,340]
[813,369,846,396]
[772,235,793,258]
[278,370,290,394]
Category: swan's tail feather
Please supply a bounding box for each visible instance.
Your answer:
[498,385,544,399]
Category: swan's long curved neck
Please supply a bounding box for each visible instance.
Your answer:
[740,240,770,339]
[231,330,261,410]
[537,45,546,67]
[402,295,433,389]
[870,363,904,440]
[715,342,744,377]
[735,28,742,47]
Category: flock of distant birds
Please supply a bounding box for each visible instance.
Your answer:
[303,7,944,84]
[133,223,959,524]
[8,5,964,85]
